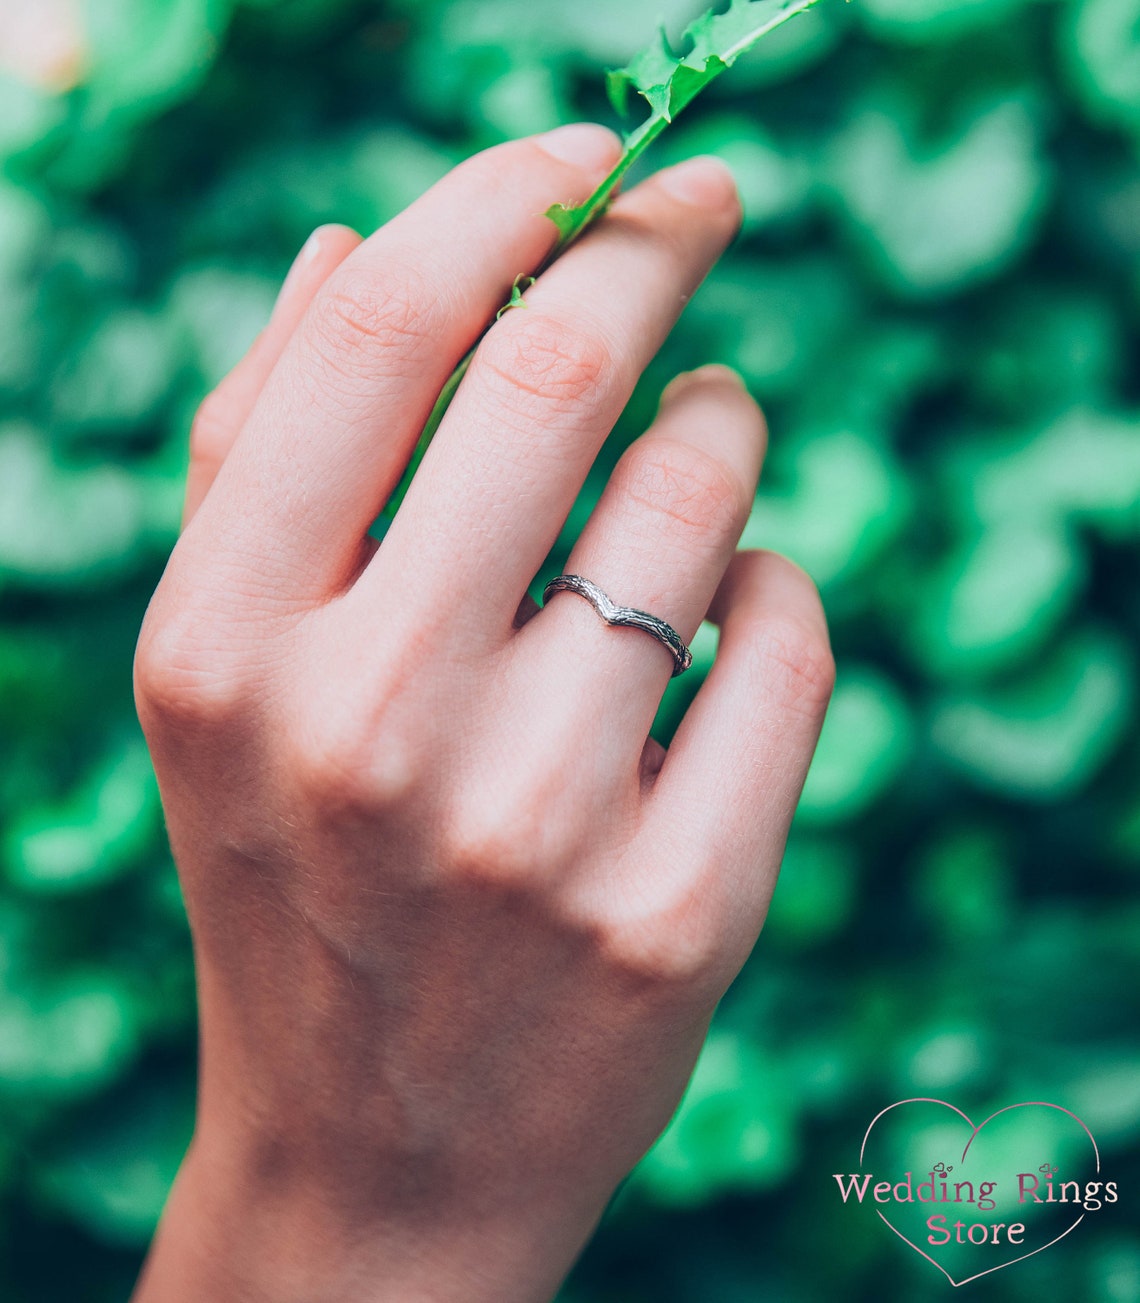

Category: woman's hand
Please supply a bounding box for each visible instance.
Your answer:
[132,123,834,1303]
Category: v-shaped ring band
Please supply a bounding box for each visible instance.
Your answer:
[541,574,693,677]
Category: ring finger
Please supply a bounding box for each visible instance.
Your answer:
[524,365,766,744]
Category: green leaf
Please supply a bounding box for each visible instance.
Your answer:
[494,273,536,319]
[606,27,678,119]
[624,0,824,126]
[549,0,821,255]
[606,0,823,129]
[686,0,818,65]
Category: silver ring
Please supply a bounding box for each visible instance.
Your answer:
[541,574,693,677]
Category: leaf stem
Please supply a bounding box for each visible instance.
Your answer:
[384,344,477,515]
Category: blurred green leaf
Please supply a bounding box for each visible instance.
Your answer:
[798,666,914,822]
[1067,1059,1140,1144]
[665,113,813,231]
[968,288,1122,419]
[931,627,1134,796]
[912,823,1013,942]
[895,1021,989,1093]
[966,408,1140,539]
[0,180,51,277]
[766,835,858,945]
[0,74,67,162]
[0,972,137,1097]
[689,257,858,397]
[860,0,1037,43]
[1065,0,1140,130]
[830,99,1049,295]
[83,0,232,121]
[0,425,151,582]
[909,519,1084,680]
[638,1031,798,1204]
[166,265,277,387]
[6,738,159,894]
[52,308,178,431]
[37,1079,194,1245]
[743,430,910,586]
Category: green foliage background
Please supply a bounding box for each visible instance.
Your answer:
[1,0,1138,1298]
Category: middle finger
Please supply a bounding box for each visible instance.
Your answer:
[360,156,742,643]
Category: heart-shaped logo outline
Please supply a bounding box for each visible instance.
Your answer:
[860,1098,1100,1288]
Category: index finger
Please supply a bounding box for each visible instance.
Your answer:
[183,125,623,605]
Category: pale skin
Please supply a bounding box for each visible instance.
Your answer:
[131,122,835,1302]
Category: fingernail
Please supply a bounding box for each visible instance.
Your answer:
[273,228,323,316]
[662,364,747,404]
[655,155,740,209]
[534,122,622,169]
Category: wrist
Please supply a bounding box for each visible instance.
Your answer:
[133,1123,605,1303]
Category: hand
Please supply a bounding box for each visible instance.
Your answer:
[132,123,834,1303]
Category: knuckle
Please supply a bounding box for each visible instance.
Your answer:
[598,895,723,995]
[287,692,420,818]
[440,777,573,891]
[289,730,368,816]
[309,267,438,377]
[441,820,540,892]
[188,387,236,472]
[479,313,611,412]
[133,596,251,730]
[754,612,836,717]
[617,438,749,545]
